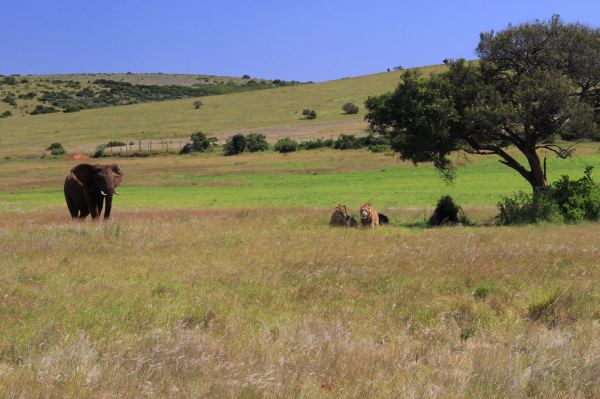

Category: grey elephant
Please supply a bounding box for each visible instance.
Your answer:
[64,163,123,219]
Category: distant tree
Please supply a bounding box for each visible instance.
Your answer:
[245,133,269,152]
[190,131,211,152]
[242,74,251,79]
[342,102,359,114]
[223,133,246,155]
[393,65,404,71]
[46,143,66,156]
[366,16,600,192]
[193,100,203,109]
[302,109,317,119]
[274,137,299,153]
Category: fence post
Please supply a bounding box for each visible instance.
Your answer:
[138,140,141,150]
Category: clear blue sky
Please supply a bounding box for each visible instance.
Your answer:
[2,0,600,82]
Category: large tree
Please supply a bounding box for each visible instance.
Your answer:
[365,16,600,191]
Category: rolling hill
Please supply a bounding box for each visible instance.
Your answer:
[0,65,446,156]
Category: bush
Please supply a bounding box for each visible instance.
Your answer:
[550,166,600,222]
[106,141,126,148]
[30,105,58,115]
[46,143,66,156]
[274,137,299,153]
[2,95,16,107]
[0,110,11,118]
[245,133,269,152]
[299,138,334,150]
[496,190,562,225]
[496,167,600,225]
[92,144,107,158]
[342,102,359,114]
[369,144,390,153]
[334,134,361,150]
[190,132,211,152]
[223,133,246,155]
[428,195,469,226]
[302,109,317,119]
[62,103,85,113]
[1,76,16,85]
[193,100,203,109]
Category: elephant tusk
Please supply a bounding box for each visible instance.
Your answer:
[100,190,108,196]
[114,191,120,195]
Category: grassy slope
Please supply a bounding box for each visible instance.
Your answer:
[0,65,446,156]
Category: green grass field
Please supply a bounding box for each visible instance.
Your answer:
[1,148,598,214]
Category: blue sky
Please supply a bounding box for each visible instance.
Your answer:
[2,0,600,81]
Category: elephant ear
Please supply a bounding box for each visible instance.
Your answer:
[70,163,95,184]
[111,164,123,185]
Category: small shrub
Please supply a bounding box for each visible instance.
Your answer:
[223,133,246,155]
[473,281,497,301]
[0,110,12,118]
[106,141,126,148]
[92,144,106,158]
[496,190,562,225]
[190,131,211,152]
[242,75,251,79]
[369,144,390,153]
[428,195,469,226]
[30,105,58,115]
[342,102,359,114]
[2,95,17,106]
[550,166,600,222]
[193,100,203,109]
[62,103,85,113]
[302,109,317,119]
[46,143,66,156]
[299,138,334,150]
[245,133,269,152]
[274,137,298,153]
[334,134,361,150]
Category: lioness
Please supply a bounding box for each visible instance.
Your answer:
[330,204,358,227]
[359,203,379,228]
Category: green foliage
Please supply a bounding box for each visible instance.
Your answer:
[302,109,317,119]
[550,166,600,222]
[106,141,126,148]
[497,167,600,225]
[223,134,246,156]
[427,195,469,226]
[334,134,361,150]
[496,191,562,225]
[30,105,58,115]
[92,144,107,158]
[2,94,17,106]
[46,143,65,156]
[342,102,359,114]
[245,133,269,152]
[274,137,299,153]
[473,281,497,301]
[369,144,390,153]
[18,91,36,100]
[366,16,600,190]
[298,138,334,150]
[559,102,600,141]
[190,132,211,152]
[0,110,12,118]
[1,76,17,85]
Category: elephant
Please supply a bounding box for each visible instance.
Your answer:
[64,163,123,220]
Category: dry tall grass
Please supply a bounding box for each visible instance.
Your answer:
[1,209,599,397]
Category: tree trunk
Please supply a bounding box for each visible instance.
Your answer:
[524,149,548,192]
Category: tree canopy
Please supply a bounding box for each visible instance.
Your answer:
[365,16,600,191]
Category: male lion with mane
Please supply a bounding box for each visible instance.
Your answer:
[359,203,379,228]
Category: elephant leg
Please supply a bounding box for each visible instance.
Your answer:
[66,197,78,219]
[78,209,90,219]
[96,195,104,218]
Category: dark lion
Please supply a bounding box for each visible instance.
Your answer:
[330,204,358,227]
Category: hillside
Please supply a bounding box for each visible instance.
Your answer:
[0,73,299,119]
[0,65,446,156]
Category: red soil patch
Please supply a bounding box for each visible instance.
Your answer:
[66,154,91,159]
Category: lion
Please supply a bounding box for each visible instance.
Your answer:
[359,203,379,228]
[329,204,358,227]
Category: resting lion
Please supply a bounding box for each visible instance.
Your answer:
[329,204,358,227]
[359,203,379,228]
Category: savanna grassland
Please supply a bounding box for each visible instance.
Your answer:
[1,145,600,397]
